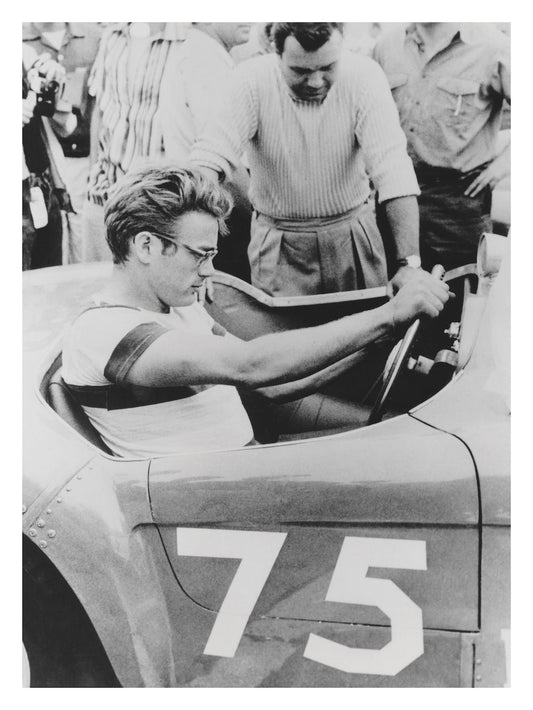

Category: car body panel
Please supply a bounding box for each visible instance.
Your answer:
[474,526,510,687]
[158,523,479,631]
[163,616,472,687]
[23,455,177,687]
[148,416,478,527]
[411,249,510,525]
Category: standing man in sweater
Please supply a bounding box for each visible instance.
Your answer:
[190,22,421,297]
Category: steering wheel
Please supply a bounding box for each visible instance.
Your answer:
[368,265,445,425]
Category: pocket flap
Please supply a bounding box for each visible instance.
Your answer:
[437,76,479,96]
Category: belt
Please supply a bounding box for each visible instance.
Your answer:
[415,162,490,186]
[65,381,202,410]
[256,200,371,233]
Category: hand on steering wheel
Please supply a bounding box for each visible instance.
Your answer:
[368,265,446,425]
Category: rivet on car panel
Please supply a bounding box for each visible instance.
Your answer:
[47,530,56,538]
[46,509,52,514]
[29,529,37,537]
[36,519,45,528]
[39,541,48,549]
[22,505,27,514]
[56,498,62,503]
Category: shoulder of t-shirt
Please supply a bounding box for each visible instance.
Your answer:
[69,304,145,335]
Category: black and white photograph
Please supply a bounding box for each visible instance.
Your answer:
[20,11,514,694]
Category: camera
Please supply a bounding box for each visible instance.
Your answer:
[28,72,60,117]
[31,77,60,117]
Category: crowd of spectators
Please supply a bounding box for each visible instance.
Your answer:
[22,22,510,284]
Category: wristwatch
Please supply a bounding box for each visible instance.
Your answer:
[396,255,421,269]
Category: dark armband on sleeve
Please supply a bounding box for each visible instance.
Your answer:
[104,322,170,385]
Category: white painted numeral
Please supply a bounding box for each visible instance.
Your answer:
[304,536,427,675]
[176,528,287,657]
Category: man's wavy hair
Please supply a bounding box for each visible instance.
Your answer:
[272,23,344,55]
[104,164,233,264]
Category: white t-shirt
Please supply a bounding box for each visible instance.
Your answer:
[62,300,254,458]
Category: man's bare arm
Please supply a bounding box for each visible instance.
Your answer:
[384,195,422,293]
[250,348,371,403]
[125,273,449,391]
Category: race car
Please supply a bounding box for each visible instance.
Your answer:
[22,233,510,688]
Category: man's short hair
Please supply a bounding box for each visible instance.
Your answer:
[272,23,344,55]
[104,164,233,264]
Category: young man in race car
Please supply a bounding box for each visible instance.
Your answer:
[62,165,450,458]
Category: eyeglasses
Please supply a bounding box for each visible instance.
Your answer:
[150,232,218,266]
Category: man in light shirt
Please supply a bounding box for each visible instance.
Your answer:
[61,165,449,458]
[190,22,422,297]
[373,23,510,271]
[159,22,253,281]
[160,23,252,161]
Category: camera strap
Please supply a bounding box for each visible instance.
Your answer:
[40,117,73,213]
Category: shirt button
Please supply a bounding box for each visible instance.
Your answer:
[409,127,415,132]
[58,53,64,61]
[72,143,77,150]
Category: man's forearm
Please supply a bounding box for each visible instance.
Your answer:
[238,305,394,388]
[135,303,394,391]
[251,348,371,403]
[127,271,448,391]
[383,195,420,261]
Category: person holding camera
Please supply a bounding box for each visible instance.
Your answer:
[23,23,103,263]
[22,45,77,269]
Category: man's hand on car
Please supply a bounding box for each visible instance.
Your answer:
[387,269,451,333]
[388,264,421,296]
